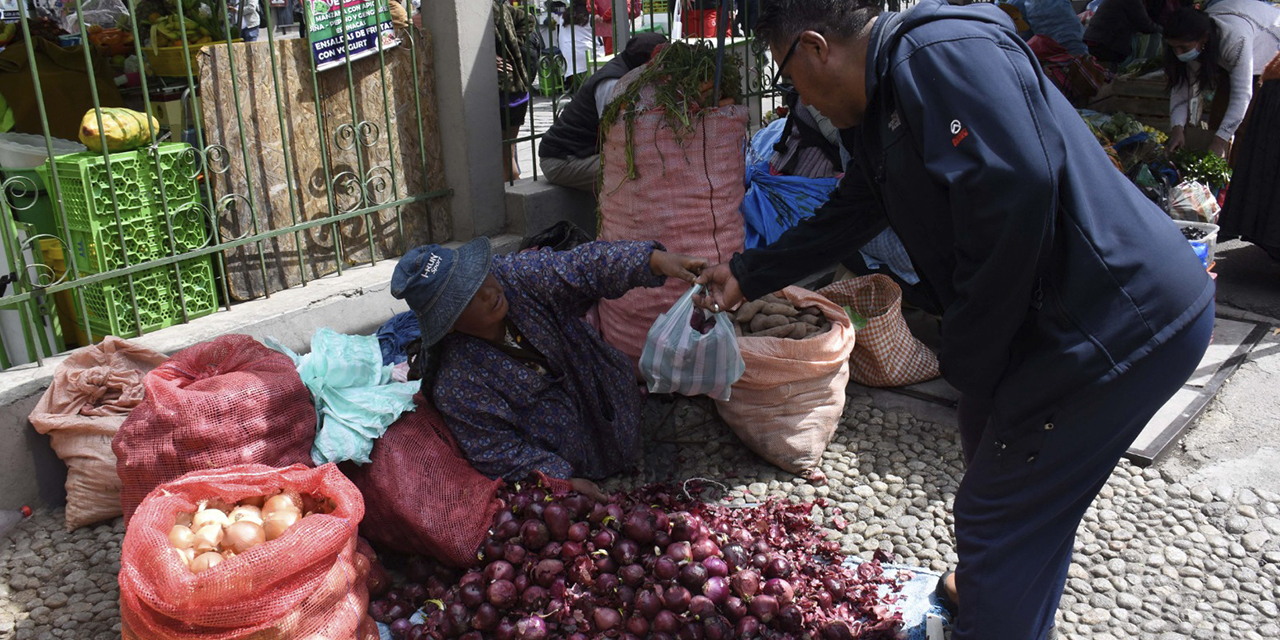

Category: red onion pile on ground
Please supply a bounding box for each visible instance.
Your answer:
[370,478,904,639]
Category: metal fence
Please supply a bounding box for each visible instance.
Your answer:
[0,0,451,369]
[504,0,789,185]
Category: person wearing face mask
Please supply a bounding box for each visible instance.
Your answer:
[1163,1,1280,158]
[391,238,706,501]
[696,1,1214,638]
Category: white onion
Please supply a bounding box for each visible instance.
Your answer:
[192,508,231,531]
[190,552,224,574]
[263,508,301,541]
[168,524,196,550]
[224,521,266,554]
[229,505,264,525]
[193,523,224,553]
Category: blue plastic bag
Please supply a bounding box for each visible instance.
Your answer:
[267,328,419,465]
[740,119,840,249]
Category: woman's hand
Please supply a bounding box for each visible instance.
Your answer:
[570,478,608,502]
[694,263,745,313]
[650,250,708,283]
[1167,126,1187,154]
[1208,135,1231,159]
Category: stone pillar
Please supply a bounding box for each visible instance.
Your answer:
[423,0,506,240]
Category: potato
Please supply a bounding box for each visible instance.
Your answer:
[798,313,822,326]
[760,302,800,318]
[787,323,812,339]
[752,323,798,338]
[735,299,767,323]
[749,313,789,333]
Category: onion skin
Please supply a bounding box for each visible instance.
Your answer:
[168,525,195,550]
[192,509,230,531]
[192,524,223,554]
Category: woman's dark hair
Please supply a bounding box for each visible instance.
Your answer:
[567,0,590,28]
[755,0,882,46]
[1164,8,1220,92]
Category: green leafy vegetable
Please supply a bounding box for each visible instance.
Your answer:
[1172,149,1232,191]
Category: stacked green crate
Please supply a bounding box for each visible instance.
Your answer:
[36,143,217,339]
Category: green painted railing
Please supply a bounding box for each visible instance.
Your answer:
[0,0,451,369]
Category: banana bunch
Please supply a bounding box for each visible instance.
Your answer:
[150,14,215,47]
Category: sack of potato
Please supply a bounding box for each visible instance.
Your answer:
[716,287,856,474]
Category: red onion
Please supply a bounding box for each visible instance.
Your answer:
[677,622,705,640]
[822,620,856,640]
[626,615,650,636]
[487,579,517,609]
[595,572,620,595]
[562,493,590,518]
[368,600,390,623]
[514,572,530,594]
[550,577,566,599]
[504,543,527,565]
[654,556,680,580]
[540,542,562,559]
[722,596,747,621]
[654,531,672,548]
[764,556,792,579]
[406,624,426,640]
[485,560,516,583]
[666,541,693,563]
[471,603,500,631]
[446,602,471,636]
[678,562,708,589]
[636,589,662,619]
[566,634,588,640]
[567,522,590,542]
[748,594,779,622]
[483,539,505,561]
[425,576,448,599]
[533,559,563,587]
[734,616,761,638]
[612,538,640,565]
[521,520,550,551]
[663,585,691,612]
[459,570,484,588]
[560,541,585,560]
[524,502,544,520]
[459,583,485,608]
[777,604,804,633]
[720,543,749,570]
[540,504,570,540]
[701,576,729,605]
[619,563,646,587]
[588,503,609,525]
[763,578,795,605]
[515,615,548,640]
[703,615,732,640]
[520,585,549,610]
[702,557,729,578]
[368,563,392,598]
[622,508,658,544]
[494,619,518,640]
[387,602,411,621]
[816,589,833,608]
[389,618,412,638]
[823,576,846,601]
[750,540,770,554]
[670,512,702,541]
[653,610,680,634]
[496,519,521,540]
[531,487,547,502]
[688,594,717,619]
[618,584,637,606]
[592,529,615,550]
[605,504,625,527]
[730,569,760,598]
[595,555,618,574]
[750,553,768,569]
[593,606,623,631]
[691,538,720,562]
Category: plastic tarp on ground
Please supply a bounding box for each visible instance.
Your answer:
[269,328,419,466]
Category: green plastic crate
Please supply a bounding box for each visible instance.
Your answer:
[73,255,218,340]
[35,143,204,274]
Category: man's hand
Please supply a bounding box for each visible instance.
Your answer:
[1167,126,1187,154]
[1208,135,1231,159]
[694,263,745,312]
[650,250,708,283]
[570,478,608,502]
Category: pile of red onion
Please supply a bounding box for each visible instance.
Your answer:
[369,478,903,639]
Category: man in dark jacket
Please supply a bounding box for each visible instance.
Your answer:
[538,33,667,192]
[698,1,1214,638]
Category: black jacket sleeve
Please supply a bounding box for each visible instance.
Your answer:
[729,158,890,300]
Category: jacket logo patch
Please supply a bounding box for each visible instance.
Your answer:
[889,111,902,131]
[950,119,969,147]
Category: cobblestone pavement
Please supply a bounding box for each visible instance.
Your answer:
[2,391,1277,639]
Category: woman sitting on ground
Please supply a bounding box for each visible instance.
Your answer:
[391,237,705,499]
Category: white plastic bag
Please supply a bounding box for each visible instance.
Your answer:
[639,285,745,401]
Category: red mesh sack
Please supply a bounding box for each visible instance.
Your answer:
[342,395,503,567]
[114,334,317,522]
[118,464,376,640]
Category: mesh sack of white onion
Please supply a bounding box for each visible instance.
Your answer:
[370,477,905,640]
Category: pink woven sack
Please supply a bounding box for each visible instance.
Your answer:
[819,275,940,387]
[596,66,747,368]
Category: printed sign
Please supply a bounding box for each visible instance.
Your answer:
[2,0,21,22]
[305,0,399,72]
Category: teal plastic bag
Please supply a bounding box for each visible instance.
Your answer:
[639,285,745,402]
[267,328,419,465]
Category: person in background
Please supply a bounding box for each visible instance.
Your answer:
[590,0,643,55]
[538,33,667,192]
[495,0,536,182]
[1084,0,1163,67]
[391,237,706,499]
[232,0,262,42]
[697,2,1214,638]
[1217,51,1280,260]
[1164,1,1280,158]
[1003,0,1089,54]
[558,0,598,88]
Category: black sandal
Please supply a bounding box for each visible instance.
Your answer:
[934,569,959,617]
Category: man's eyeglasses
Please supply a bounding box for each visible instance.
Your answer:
[769,33,806,95]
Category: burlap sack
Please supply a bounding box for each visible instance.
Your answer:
[29,337,168,530]
[819,275,940,388]
[716,287,855,473]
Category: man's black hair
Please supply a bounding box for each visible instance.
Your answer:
[755,0,884,45]
[621,33,669,69]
